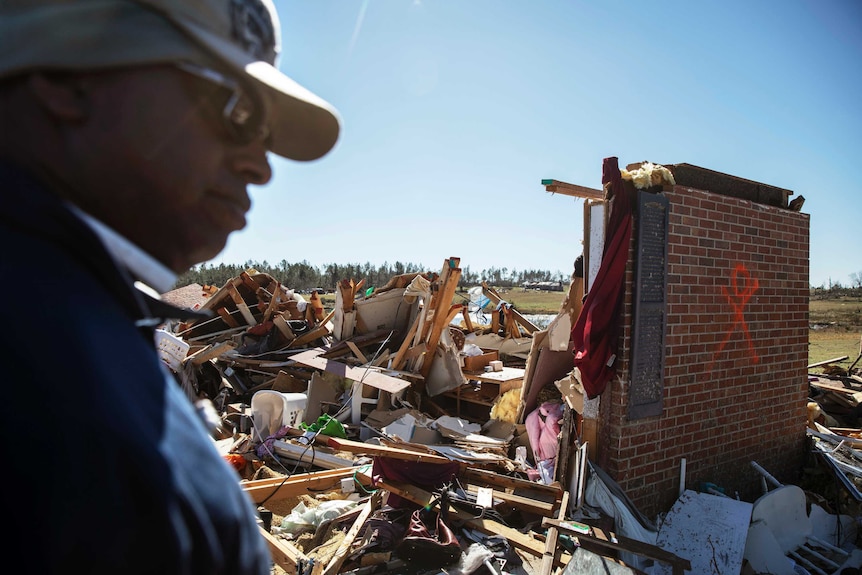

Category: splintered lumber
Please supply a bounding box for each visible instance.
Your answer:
[809,356,850,369]
[320,492,382,575]
[262,281,282,323]
[271,439,356,470]
[391,314,422,371]
[542,179,605,201]
[464,467,563,500]
[273,315,295,341]
[321,329,395,359]
[345,341,368,364]
[543,518,692,575]
[461,306,475,332]
[186,340,238,366]
[462,484,555,516]
[463,467,560,515]
[242,468,358,504]
[259,525,308,573]
[228,283,257,326]
[291,348,411,394]
[481,282,540,334]
[419,262,462,377]
[325,436,452,465]
[238,270,260,293]
[217,306,241,328]
[540,491,569,575]
[286,310,335,349]
[809,379,858,396]
[367,473,570,565]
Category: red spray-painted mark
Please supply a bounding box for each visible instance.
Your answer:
[711,264,760,367]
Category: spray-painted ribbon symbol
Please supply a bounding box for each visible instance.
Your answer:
[714,264,759,365]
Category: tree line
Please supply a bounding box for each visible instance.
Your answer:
[173,260,570,292]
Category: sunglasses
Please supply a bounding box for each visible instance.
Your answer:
[175,62,269,144]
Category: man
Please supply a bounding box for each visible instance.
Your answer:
[0,1,339,573]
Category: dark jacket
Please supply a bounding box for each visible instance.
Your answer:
[0,161,270,574]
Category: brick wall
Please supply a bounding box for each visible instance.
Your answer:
[597,184,810,518]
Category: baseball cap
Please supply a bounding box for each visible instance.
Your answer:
[0,0,340,161]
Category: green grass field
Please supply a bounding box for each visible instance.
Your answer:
[809,296,862,369]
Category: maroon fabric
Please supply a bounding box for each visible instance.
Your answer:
[371,457,460,508]
[571,157,634,399]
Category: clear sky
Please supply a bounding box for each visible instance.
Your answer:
[208,0,861,288]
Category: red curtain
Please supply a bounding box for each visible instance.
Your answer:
[571,157,633,399]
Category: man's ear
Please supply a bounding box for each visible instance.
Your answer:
[26,73,90,122]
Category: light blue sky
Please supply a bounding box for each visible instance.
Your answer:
[210,0,861,288]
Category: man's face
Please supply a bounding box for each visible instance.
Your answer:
[67,64,273,273]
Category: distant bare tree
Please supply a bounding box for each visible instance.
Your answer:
[851,271,862,289]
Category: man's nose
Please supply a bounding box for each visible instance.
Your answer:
[231,141,272,185]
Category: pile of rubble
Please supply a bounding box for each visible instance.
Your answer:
[157,258,862,575]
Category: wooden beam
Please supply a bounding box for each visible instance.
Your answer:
[228,283,257,326]
[464,484,555,515]
[272,314,295,342]
[242,468,357,504]
[482,283,540,334]
[217,306,241,328]
[258,525,308,573]
[369,474,570,564]
[540,490,569,575]
[542,179,605,201]
[544,518,692,574]
[345,341,368,364]
[423,268,461,356]
[286,310,335,349]
[465,467,563,500]
[262,281,282,323]
[808,356,850,369]
[290,348,412,394]
[186,340,237,366]
[391,313,422,371]
[325,436,452,465]
[320,493,381,575]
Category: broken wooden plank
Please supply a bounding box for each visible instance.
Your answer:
[217,306,241,328]
[540,490,569,575]
[259,525,309,573]
[185,340,238,366]
[321,329,394,360]
[262,281,282,323]
[287,313,334,349]
[464,466,563,499]
[242,468,357,504]
[391,314,422,371]
[369,474,570,565]
[542,179,606,201]
[482,283,540,334]
[271,439,356,470]
[228,283,258,326]
[809,379,858,396]
[463,484,555,516]
[325,436,452,465]
[320,492,381,575]
[272,314,295,342]
[461,306,475,332]
[291,348,411,394]
[345,341,368,364]
[419,265,463,378]
[809,356,850,369]
[544,517,692,575]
